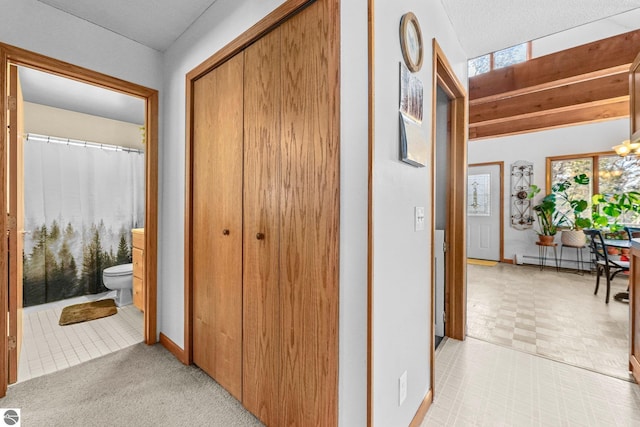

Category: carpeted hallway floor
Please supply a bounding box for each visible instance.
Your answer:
[1,343,262,427]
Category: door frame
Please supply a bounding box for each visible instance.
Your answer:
[183,0,315,365]
[468,161,505,262]
[429,39,467,394]
[0,43,159,396]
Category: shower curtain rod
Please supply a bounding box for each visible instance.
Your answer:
[25,133,145,154]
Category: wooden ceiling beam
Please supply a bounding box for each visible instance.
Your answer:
[469,99,629,140]
[469,29,640,100]
[470,72,629,125]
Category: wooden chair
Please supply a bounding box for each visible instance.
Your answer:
[584,229,629,303]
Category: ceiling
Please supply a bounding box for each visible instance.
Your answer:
[19,67,145,125]
[441,0,640,58]
[37,0,219,52]
[26,0,640,124]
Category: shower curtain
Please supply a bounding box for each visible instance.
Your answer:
[22,138,145,307]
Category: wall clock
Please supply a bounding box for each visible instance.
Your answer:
[400,12,423,73]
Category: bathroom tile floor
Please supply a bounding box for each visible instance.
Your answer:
[17,292,143,383]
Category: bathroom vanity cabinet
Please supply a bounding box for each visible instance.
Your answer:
[132,228,145,312]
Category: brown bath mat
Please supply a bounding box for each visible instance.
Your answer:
[59,299,118,326]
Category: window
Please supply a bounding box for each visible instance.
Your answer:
[468,42,531,78]
[548,153,640,225]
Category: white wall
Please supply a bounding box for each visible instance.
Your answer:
[0,0,162,90]
[24,103,145,150]
[372,1,466,425]
[468,119,629,264]
[160,0,369,425]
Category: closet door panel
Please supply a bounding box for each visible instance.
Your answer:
[242,28,282,425]
[192,54,244,400]
[279,1,339,425]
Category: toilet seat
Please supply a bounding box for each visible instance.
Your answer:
[103,263,133,277]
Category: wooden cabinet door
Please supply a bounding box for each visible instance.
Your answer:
[242,27,282,426]
[630,246,640,382]
[279,2,339,425]
[192,53,244,400]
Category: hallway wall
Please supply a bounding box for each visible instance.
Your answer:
[371,1,467,425]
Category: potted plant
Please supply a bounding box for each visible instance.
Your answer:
[527,185,558,244]
[551,173,592,247]
[592,190,640,233]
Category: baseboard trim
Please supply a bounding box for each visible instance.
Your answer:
[501,258,514,264]
[159,332,187,365]
[409,389,433,427]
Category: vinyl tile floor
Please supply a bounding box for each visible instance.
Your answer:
[16,292,143,383]
[422,337,640,426]
[466,263,631,380]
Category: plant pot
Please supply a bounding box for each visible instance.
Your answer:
[561,230,586,247]
[538,234,555,245]
[621,248,631,256]
[607,246,621,256]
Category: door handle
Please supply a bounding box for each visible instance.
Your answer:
[256,232,265,240]
[222,229,230,236]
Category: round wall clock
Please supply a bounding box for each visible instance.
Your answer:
[400,12,424,72]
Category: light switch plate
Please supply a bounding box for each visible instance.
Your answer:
[415,207,425,231]
[399,370,408,406]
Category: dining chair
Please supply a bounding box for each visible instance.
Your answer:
[625,225,640,240]
[584,229,630,303]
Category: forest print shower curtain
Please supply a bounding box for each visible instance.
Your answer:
[23,138,145,307]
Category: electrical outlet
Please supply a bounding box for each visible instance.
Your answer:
[399,370,407,406]
[415,207,425,231]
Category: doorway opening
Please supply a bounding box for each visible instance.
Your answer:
[1,43,158,397]
[429,39,468,395]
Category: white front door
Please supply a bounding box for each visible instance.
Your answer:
[467,164,501,261]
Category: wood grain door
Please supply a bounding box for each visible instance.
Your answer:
[279,2,339,424]
[7,64,24,385]
[192,54,244,400]
[631,245,640,383]
[242,27,282,426]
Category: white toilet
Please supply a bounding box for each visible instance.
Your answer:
[102,263,133,307]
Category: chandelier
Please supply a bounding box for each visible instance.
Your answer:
[613,139,640,157]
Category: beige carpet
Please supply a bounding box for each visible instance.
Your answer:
[1,343,262,427]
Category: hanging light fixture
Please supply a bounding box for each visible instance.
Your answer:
[613,139,640,157]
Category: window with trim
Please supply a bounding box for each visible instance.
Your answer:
[547,152,640,225]
[468,42,531,78]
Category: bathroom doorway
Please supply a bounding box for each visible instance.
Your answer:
[1,43,159,392]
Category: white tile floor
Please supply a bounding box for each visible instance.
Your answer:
[422,337,640,427]
[17,292,143,383]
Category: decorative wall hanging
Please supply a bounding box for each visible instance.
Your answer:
[468,174,491,216]
[399,63,426,167]
[510,160,534,229]
[399,12,424,72]
[399,112,427,167]
[399,63,423,123]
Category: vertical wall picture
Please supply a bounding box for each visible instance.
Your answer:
[468,174,491,216]
[399,62,427,167]
[399,62,423,123]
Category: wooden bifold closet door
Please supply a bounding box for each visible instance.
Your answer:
[192,53,244,400]
[191,1,338,425]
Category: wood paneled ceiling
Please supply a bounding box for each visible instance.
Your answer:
[469,29,640,140]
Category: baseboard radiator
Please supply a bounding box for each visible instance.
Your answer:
[514,253,592,271]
